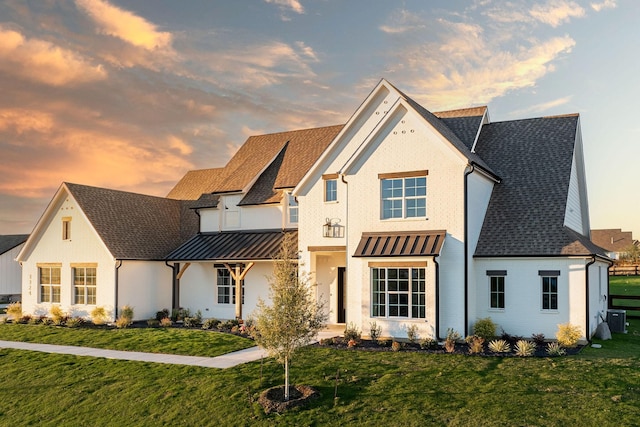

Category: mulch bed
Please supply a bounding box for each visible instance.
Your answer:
[258,385,320,414]
[315,337,584,357]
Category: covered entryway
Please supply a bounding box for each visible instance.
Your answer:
[308,246,346,325]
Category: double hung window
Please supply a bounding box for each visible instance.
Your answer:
[217,269,244,304]
[540,270,560,310]
[39,266,61,303]
[486,271,506,310]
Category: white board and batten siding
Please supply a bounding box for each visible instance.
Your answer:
[20,193,116,319]
[0,243,24,296]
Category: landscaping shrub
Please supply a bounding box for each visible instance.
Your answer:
[406,324,419,343]
[18,314,32,324]
[369,321,382,341]
[160,317,172,328]
[6,302,22,322]
[343,322,361,342]
[66,317,84,328]
[147,319,160,327]
[420,336,437,350]
[116,305,134,328]
[377,338,391,347]
[532,333,546,347]
[556,323,582,348]
[466,335,485,354]
[155,309,169,321]
[445,328,460,353]
[488,339,511,353]
[49,305,66,326]
[202,318,220,330]
[514,340,536,357]
[90,306,109,325]
[391,341,402,352]
[473,317,496,340]
[546,342,567,356]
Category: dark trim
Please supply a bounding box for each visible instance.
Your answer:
[486,270,507,276]
[475,254,611,260]
[470,161,501,183]
[463,164,474,337]
[538,270,561,276]
[114,259,122,319]
[434,254,440,341]
[585,256,596,342]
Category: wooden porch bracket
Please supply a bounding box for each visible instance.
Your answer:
[176,262,191,280]
[223,262,255,319]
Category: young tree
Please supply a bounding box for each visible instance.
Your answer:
[252,233,326,401]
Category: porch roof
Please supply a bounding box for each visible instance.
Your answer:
[353,230,446,258]
[165,229,296,261]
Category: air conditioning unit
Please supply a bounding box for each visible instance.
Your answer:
[607,309,627,333]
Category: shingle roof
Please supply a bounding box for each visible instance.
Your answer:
[66,183,199,260]
[166,229,297,261]
[166,167,224,200]
[591,229,635,252]
[473,115,607,257]
[434,107,487,151]
[214,125,343,195]
[0,234,28,256]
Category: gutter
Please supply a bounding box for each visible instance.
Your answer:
[340,173,349,324]
[463,164,475,337]
[434,254,441,340]
[585,256,596,342]
[114,260,122,319]
[165,261,180,310]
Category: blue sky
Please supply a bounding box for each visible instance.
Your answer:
[0,0,637,238]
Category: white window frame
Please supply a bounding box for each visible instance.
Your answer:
[39,265,61,304]
[371,266,426,319]
[217,269,244,305]
[324,178,337,202]
[380,172,427,220]
[287,193,298,224]
[73,266,97,305]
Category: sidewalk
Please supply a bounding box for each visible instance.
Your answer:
[0,329,341,369]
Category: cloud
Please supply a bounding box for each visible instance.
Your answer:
[0,26,107,86]
[380,9,426,34]
[591,0,617,11]
[75,0,173,51]
[264,0,304,14]
[529,1,586,27]
[510,96,573,117]
[0,109,54,135]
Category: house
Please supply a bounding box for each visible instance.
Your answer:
[591,229,637,260]
[16,183,199,320]
[16,79,610,341]
[294,79,610,341]
[164,125,342,320]
[0,234,28,304]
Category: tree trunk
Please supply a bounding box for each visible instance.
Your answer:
[284,356,289,401]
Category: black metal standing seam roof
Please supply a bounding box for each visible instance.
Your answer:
[353,230,446,257]
[166,229,297,261]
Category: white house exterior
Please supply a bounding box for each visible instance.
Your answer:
[17,183,197,321]
[295,79,610,340]
[16,79,610,340]
[0,234,28,302]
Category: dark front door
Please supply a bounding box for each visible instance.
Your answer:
[338,267,346,323]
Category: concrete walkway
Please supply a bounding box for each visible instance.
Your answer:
[0,330,341,369]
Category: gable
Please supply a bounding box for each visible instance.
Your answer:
[166,167,224,200]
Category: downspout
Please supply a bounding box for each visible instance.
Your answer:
[341,173,349,324]
[165,261,179,310]
[585,256,596,342]
[434,254,441,340]
[114,260,122,319]
[463,164,475,337]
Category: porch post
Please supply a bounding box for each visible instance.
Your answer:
[235,264,242,319]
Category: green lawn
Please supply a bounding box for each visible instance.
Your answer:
[0,324,254,357]
[0,321,639,425]
[609,275,640,317]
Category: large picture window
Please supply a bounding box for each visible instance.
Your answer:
[39,266,61,303]
[74,267,97,305]
[217,269,244,304]
[380,172,427,219]
[372,267,426,318]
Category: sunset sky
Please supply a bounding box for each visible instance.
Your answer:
[0,0,637,238]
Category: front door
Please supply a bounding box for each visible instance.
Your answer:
[337,267,346,323]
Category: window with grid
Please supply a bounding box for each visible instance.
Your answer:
[74,267,97,305]
[324,179,337,202]
[380,173,427,219]
[489,276,505,309]
[39,266,61,303]
[541,276,558,310]
[217,269,244,304]
[371,267,426,319]
[288,193,298,223]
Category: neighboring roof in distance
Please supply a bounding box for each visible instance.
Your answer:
[0,234,29,255]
